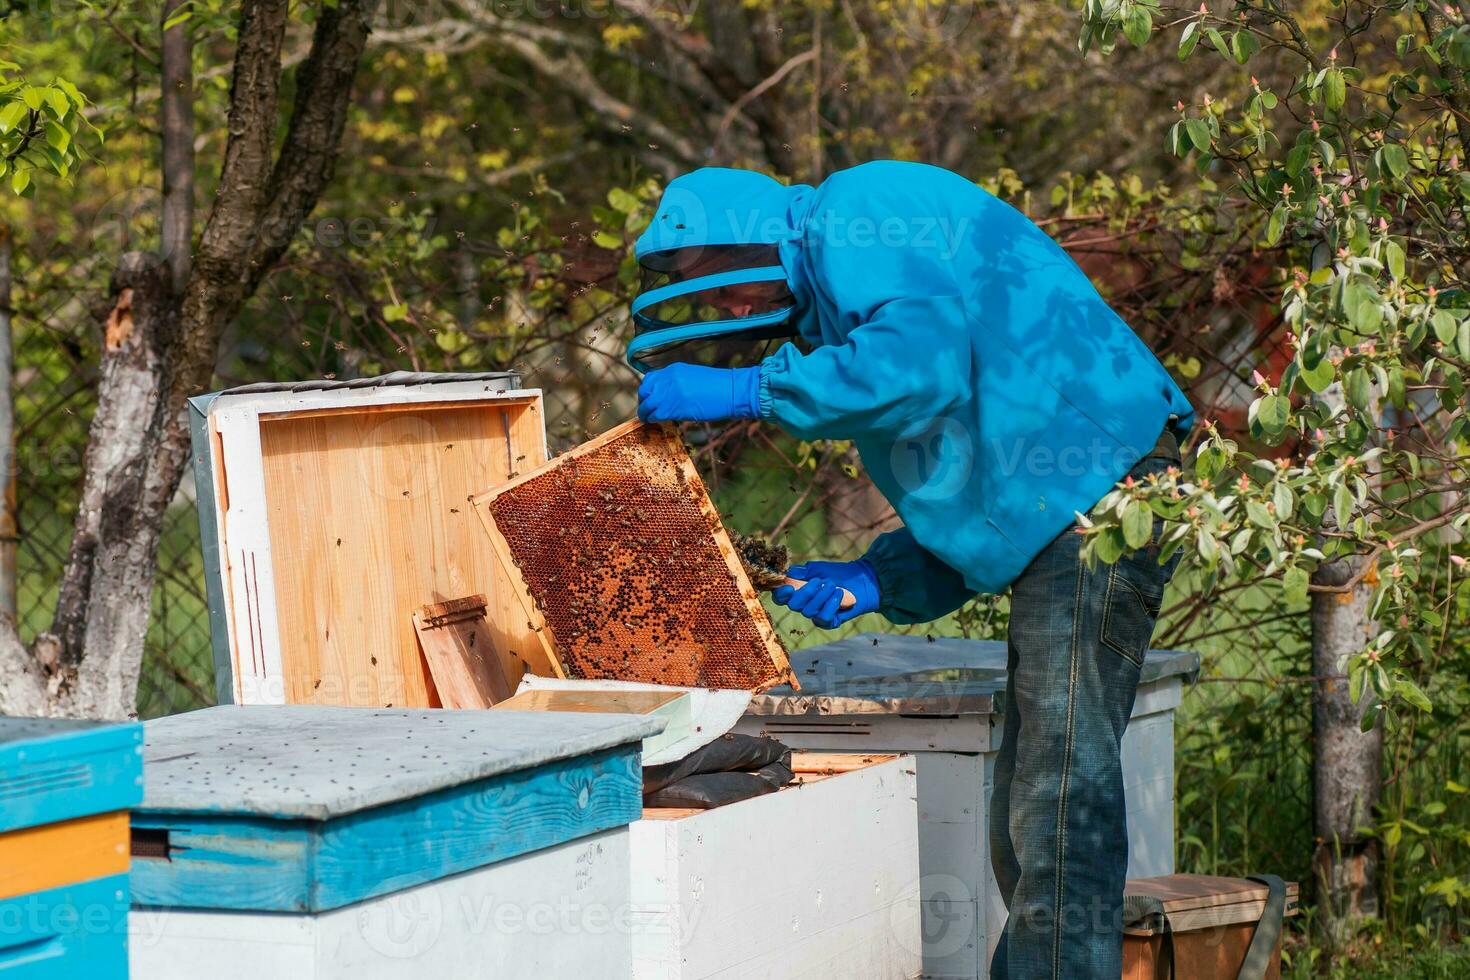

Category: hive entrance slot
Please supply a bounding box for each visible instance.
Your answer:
[132,827,172,861]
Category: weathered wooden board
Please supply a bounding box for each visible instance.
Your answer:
[411,595,513,708]
[0,718,143,835]
[0,811,130,901]
[128,830,631,980]
[132,707,659,913]
[630,753,920,980]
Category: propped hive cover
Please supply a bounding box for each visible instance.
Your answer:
[474,420,796,692]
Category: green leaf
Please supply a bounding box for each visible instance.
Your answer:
[19,87,43,112]
[0,101,26,135]
[606,187,639,213]
[1432,310,1458,344]
[1396,678,1433,713]
[1334,483,1355,525]
[1196,528,1220,565]
[1230,30,1259,64]
[1206,27,1231,61]
[1385,240,1405,281]
[590,229,623,250]
[1345,368,1372,412]
[1095,527,1126,565]
[382,302,408,323]
[1459,320,1470,362]
[1285,143,1311,178]
[163,5,194,30]
[43,120,69,154]
[1178,20,1199,60]
[1381,143,1409,180]
[1324,69,1347,110]
[1184,117,1211,153]
[1273,482,1294,520]
[1257,394,1290,434]
[1265,205,1286,247]
[1283,566,1309,605]
[1123,6,1152,47]
[1122,501,1153,549]
[1300,357,1335,393]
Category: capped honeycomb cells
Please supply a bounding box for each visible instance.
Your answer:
[483,422,793,691]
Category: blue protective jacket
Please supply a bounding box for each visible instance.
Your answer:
[633,162,1195,624]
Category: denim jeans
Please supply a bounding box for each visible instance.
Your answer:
[989,451,1181,980]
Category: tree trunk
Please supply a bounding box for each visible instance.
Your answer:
[161,0,195,292]
[0,0,373,719]
[1310,373,1383,944]
[33,255,192,718]
[1310,556,1382,945]
[0,226,15,624]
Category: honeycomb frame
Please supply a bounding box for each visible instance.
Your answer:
[471,420,798,693]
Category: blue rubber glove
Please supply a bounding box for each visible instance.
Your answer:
[772,559,881,629]
[638,364,761,423]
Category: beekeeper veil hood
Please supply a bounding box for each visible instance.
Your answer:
[629,168,810,373]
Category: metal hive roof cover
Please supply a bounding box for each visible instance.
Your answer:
[139,705,663,820]
[474,420,797,692]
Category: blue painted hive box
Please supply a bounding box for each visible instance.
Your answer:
[130,705,660,913]
[0,717,143,980]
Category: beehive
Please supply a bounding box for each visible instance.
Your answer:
[188,373,549,707]
[472,420,796,692]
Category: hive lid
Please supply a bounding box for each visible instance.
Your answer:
[1124,874,1300,934]
[747,634,1199,716]
[473,420,796,692]
[0,717,143,833]
[139,705,663,820]
[187,373,550,707]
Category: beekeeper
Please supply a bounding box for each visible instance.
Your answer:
[629,161,1193,980]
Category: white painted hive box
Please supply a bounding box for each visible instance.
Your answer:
[630,752,922,980]
[187,372,549,707]
[735,634,1198,980]
[128,706,660,980]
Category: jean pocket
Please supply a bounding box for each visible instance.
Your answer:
[1100,564,1164,667]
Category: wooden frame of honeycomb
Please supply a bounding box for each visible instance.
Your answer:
[471,420,798,693]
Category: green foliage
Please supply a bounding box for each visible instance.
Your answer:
[1076,1,1470,732]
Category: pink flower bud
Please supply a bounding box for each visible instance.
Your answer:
[1452,554,1468,568]
[1252,369,1267,386]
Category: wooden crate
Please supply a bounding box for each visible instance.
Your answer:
[1123,874,1299,980]
[129,706,658,979]
[0,717,142,980]
[187,373,549,707]
[630,752,921,979]
[472,419,795,692]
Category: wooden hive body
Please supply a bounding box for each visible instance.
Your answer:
[0,717,142,979]
[130,706,659,913]
[472,420,796,692]
[128,706,657,980]
[189,374,550,707]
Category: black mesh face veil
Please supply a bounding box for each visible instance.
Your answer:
[638,243,782,293]
[630,243,797,371]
